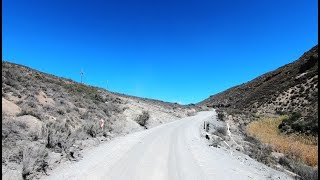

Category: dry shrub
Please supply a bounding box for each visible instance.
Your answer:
[22,142,49,180]
[216,126,227,136]
[42,119,73,153]
[246,116,318,167]
[216,110,225,121]
[84,119,102,138]
[243,133,276,165]
[135,111,150,127]
[279,156,318,180]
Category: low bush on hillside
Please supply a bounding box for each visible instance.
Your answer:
[22,142,49,180]
[2,121,29,156]
[42,119,74,154]
[243,132,277,166]
[83,119,108,138]
[2,120,51,179]
[216,110,225,121]
[275,110,286,115]
[135,111,150,128]
[216,126,227,136]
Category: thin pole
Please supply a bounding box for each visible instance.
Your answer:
[80,69,84,83]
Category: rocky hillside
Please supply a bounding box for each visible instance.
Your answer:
[198,45,318,135]
[2,61,198,180]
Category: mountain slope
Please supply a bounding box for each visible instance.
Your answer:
[198,45,318,135]
[2,61,198,179]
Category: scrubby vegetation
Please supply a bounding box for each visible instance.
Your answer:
[279,112,318,136]
[2,61,196,179]
[216,110,225,121]
[63,83,105,103]
[246,116,318,167]
[243,134,276,166]
[279,156,318,180]
[215,126,227,136]
[1,62,126,179]
[22,142,49,179]
[199,46,318,179]
[199,45,318,137]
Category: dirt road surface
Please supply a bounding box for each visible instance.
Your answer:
[43,111,292,180]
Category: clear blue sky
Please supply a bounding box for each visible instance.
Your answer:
[2,0,318,104]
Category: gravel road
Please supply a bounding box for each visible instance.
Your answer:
[42,111,292,180]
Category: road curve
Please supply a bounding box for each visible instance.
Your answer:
[43,111,292,180]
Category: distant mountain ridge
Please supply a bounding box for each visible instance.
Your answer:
[198,45,318,134]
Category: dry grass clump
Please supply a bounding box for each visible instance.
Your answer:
[246,116,318,167]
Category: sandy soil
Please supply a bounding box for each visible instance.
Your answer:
[2,97,21,116]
